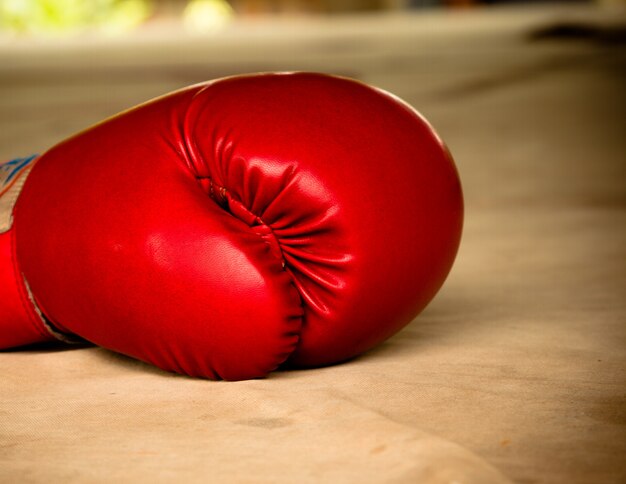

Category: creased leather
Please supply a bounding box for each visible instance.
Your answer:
[10,73,463,380]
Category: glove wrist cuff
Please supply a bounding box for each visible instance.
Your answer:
[0,227,58,347]
[0,156,66,347]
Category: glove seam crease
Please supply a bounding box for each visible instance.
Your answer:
[201,175,306,364]
[10,220,56,341]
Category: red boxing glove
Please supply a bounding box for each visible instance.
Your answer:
[0,73,463,380]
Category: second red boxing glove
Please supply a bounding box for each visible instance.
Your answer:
[0,72,463,380]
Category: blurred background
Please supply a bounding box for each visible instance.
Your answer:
[1,0,625,37]
[1,1,625,483]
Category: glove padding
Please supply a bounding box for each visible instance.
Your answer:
[1,73,463,380]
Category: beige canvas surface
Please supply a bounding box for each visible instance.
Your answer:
[1,6,625,483]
